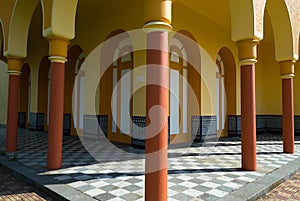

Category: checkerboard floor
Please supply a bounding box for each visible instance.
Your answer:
[0,128,300,201]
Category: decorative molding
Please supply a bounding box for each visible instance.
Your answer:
[143,21,173,32]
[7,70,22,75]
[239,58,257,66]
[281,74,295,79]
[48,56,68,63]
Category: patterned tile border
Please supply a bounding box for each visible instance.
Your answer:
[18,112,26,128]
[28,113,44,131]
[228,115,300,136]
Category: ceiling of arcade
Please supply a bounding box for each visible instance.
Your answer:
[27,0,280,49]
[176,0,231,31]
[0,0,298,61]
[27,0,132,48]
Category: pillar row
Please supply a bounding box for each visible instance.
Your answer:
[46,38,69,170]
[280,60,295,154]
[238,39,259,171]
[6,58,23,152]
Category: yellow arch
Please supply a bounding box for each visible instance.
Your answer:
[5,0,40,58]
[229,0,266,42]
[266,0,299,61]
[43,0,78,40]
[3,0,78,58]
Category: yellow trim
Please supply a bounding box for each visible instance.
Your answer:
[143,0,172,25]
[239,58,257,66]
[281,74,295,79]
[237,39,259,60]
[7,58,23,72]
[48,56,68,63]
[48,38,70,58]
[279,60,295,76]
[143,21,173,32]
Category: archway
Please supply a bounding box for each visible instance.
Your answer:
[99,30,133,144]
[65,45,84,135]
[215,47,236,137]
[18,63,31,128]
[170,30,201,144]
[37,56,51,131]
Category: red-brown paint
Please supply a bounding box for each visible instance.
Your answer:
[6,74,20,152]
[145,31,169,201]
[282,78,294,153]
[241,64,256,171]
[47,62,65,169]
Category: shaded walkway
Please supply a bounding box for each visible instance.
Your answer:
[0,128,300,201]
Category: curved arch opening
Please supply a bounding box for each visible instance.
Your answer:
[19,63,31,128]
[65,45,85,135]
[215,47,236,137]
[7,0,43,57]
[265,0,296,61]
[37,56,50,131]
[98,30,133,144]
[169,30,202,143]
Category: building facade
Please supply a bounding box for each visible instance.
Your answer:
[0,0,300,199]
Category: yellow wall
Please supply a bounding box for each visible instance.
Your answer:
[173,2,239,116]
[24,40,49,113]
[294,62,300,115]
[256,42,282,115]
[0,61,8,125]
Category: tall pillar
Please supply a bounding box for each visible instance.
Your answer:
[280,60,295,154]
[144,1,172,200]
[46,38,69,170]
[238,39,259,171]
[6,59,23,152]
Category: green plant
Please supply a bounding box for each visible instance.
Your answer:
[0,150,6,156]
[11,154,17,161]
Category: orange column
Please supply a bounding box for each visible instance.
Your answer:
[238,40,259,171]
[143,1,172,200]
[46,38,69,170]
[6,59,23,152]
[280,61,295,154]
[145,30,169,201]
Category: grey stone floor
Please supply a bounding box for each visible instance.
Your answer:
[0,128,300,201]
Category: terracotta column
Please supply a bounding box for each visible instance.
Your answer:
[280,60,295,154]
[6,59,23,152]
[46,38,69,170]
[238,39,259,171]
[144,1,172,200]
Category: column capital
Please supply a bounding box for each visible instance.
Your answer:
[280,60,296,79]
[237,39,259,64]
[143,21,173,32]
[143,0,172,29]
[7,58,23,74]
[48,56,68,64]
[48,38,70,59]
[7,70,22,76]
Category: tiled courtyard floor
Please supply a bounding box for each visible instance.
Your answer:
[0,128,300,201]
